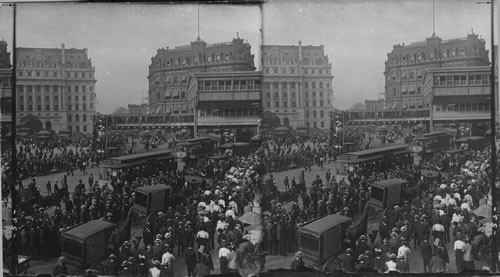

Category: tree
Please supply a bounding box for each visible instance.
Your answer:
[20,114,43,133]
[261,111,280,128]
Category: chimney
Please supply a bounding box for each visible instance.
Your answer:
[61,43,65,64]
[83,48,88,57]
[298,40,302,62]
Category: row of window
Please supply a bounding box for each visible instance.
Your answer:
[19,60,89,69]
[68,124,89,133]
[68,114,89,122]
[197,80,261,91]
[18,103,94,112]
[305,121,326,128]
[390,47,482,66]
[433,75,490,86]
[198,108,259,117]
[1,77,12,88]
[435,102,490,112]
[264,67,330,75]
[18,70,93,79]
[265,91,329,100]
[304,110,326,118]
[264,81,330,89]
[152,51,248,69]
[266,99,329,108]
[19,94,93,102]
[17,84,94,93]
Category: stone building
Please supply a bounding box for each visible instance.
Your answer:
[0,39,13,138]
[147,36,256,120]
[384,32,490,111]
[262,41,334,130]
[15,44,97,133]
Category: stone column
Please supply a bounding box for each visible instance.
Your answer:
[41,88,45,112]
[295,82,300,107]
[23,86,27,111]
[49,85,53,111]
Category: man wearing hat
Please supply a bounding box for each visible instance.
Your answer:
[102,254,119,276]
[356,234,368,256]
[149,259,161,277]
[290,251,305,270]
[119,240,132,262]
[373,248,386,273]
[396,255,410,272]
[52,256,68,276]
[118,260,133,277]
[420,238,433,273]
[341,248,356,273]
[385,253,399,273]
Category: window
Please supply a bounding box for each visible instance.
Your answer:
[83,104,86,111]
[83,126,87,132]
[319,82,323,89]
[29,105,33,111]
[82,86,86,92]
[90,86,93,92]
[75,105,79,111]
[305,110,309,117]
[68,114,72,122]
[313,101,316,107]
[83,114,87,122]
[76,126,80,132]
[54,105,58,111]
[321,122,324,128]
[326,83,330,88]
[75,114,79,122]
[304,82,308,89]
[305,92,309,98]
[305,101,309,107]
[46,105,50,110]
[37,105,41,111]
[275,102,279,107]
[312,82,316,89]
[283,101,288,107]
[292,101,296,107]
[320,100,324,106]
[267,102,271,108]
[320,110,324,118]
[36,71,40,77]
[75,96,79,101]
[313,110,317,118]
[68,105,72,111]
[67,86,71,92]
[83,96,86,101]
[273,82,279,89]
[312,92,316,98]
[20,105,24,111]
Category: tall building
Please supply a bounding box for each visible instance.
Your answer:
[187,71,262,140]
[16,44,97,133]
[0,39,13,139]
[147,36,256,122]
[262,41,334,130]
[384,32,490,111]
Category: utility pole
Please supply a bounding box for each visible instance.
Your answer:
[8,3,18,275]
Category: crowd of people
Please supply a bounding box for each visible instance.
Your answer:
[2,127,499,276]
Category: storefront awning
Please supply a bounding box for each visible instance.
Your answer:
[197,101,260,109]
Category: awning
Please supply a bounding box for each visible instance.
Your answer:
[432,95,489,105]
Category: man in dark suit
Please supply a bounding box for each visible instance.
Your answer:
[420,238,433,273]
[102,254,119,276]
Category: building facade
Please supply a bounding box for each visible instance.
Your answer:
[424,66,496,135]
[15,44,97,134]
[262,41,334,130]
[364,99,385,111]
[384,32,490,111]
[0,40,13,139]
[147,36,256,120]
[187,71,262,139]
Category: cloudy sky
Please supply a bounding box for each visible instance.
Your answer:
[0,4,13,51]
[12,3,262,113]
[1,1,498,113]
[264,0,497,109]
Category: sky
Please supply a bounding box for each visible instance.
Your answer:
[0,4,13,52]
[263,0,497,109]
[11,3,262,113]
[0,1,498,112]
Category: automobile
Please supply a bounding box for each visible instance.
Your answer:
[298,214,353,272]
[61,220,116,269]
[367,178,409,211]
[133,184,185,217]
